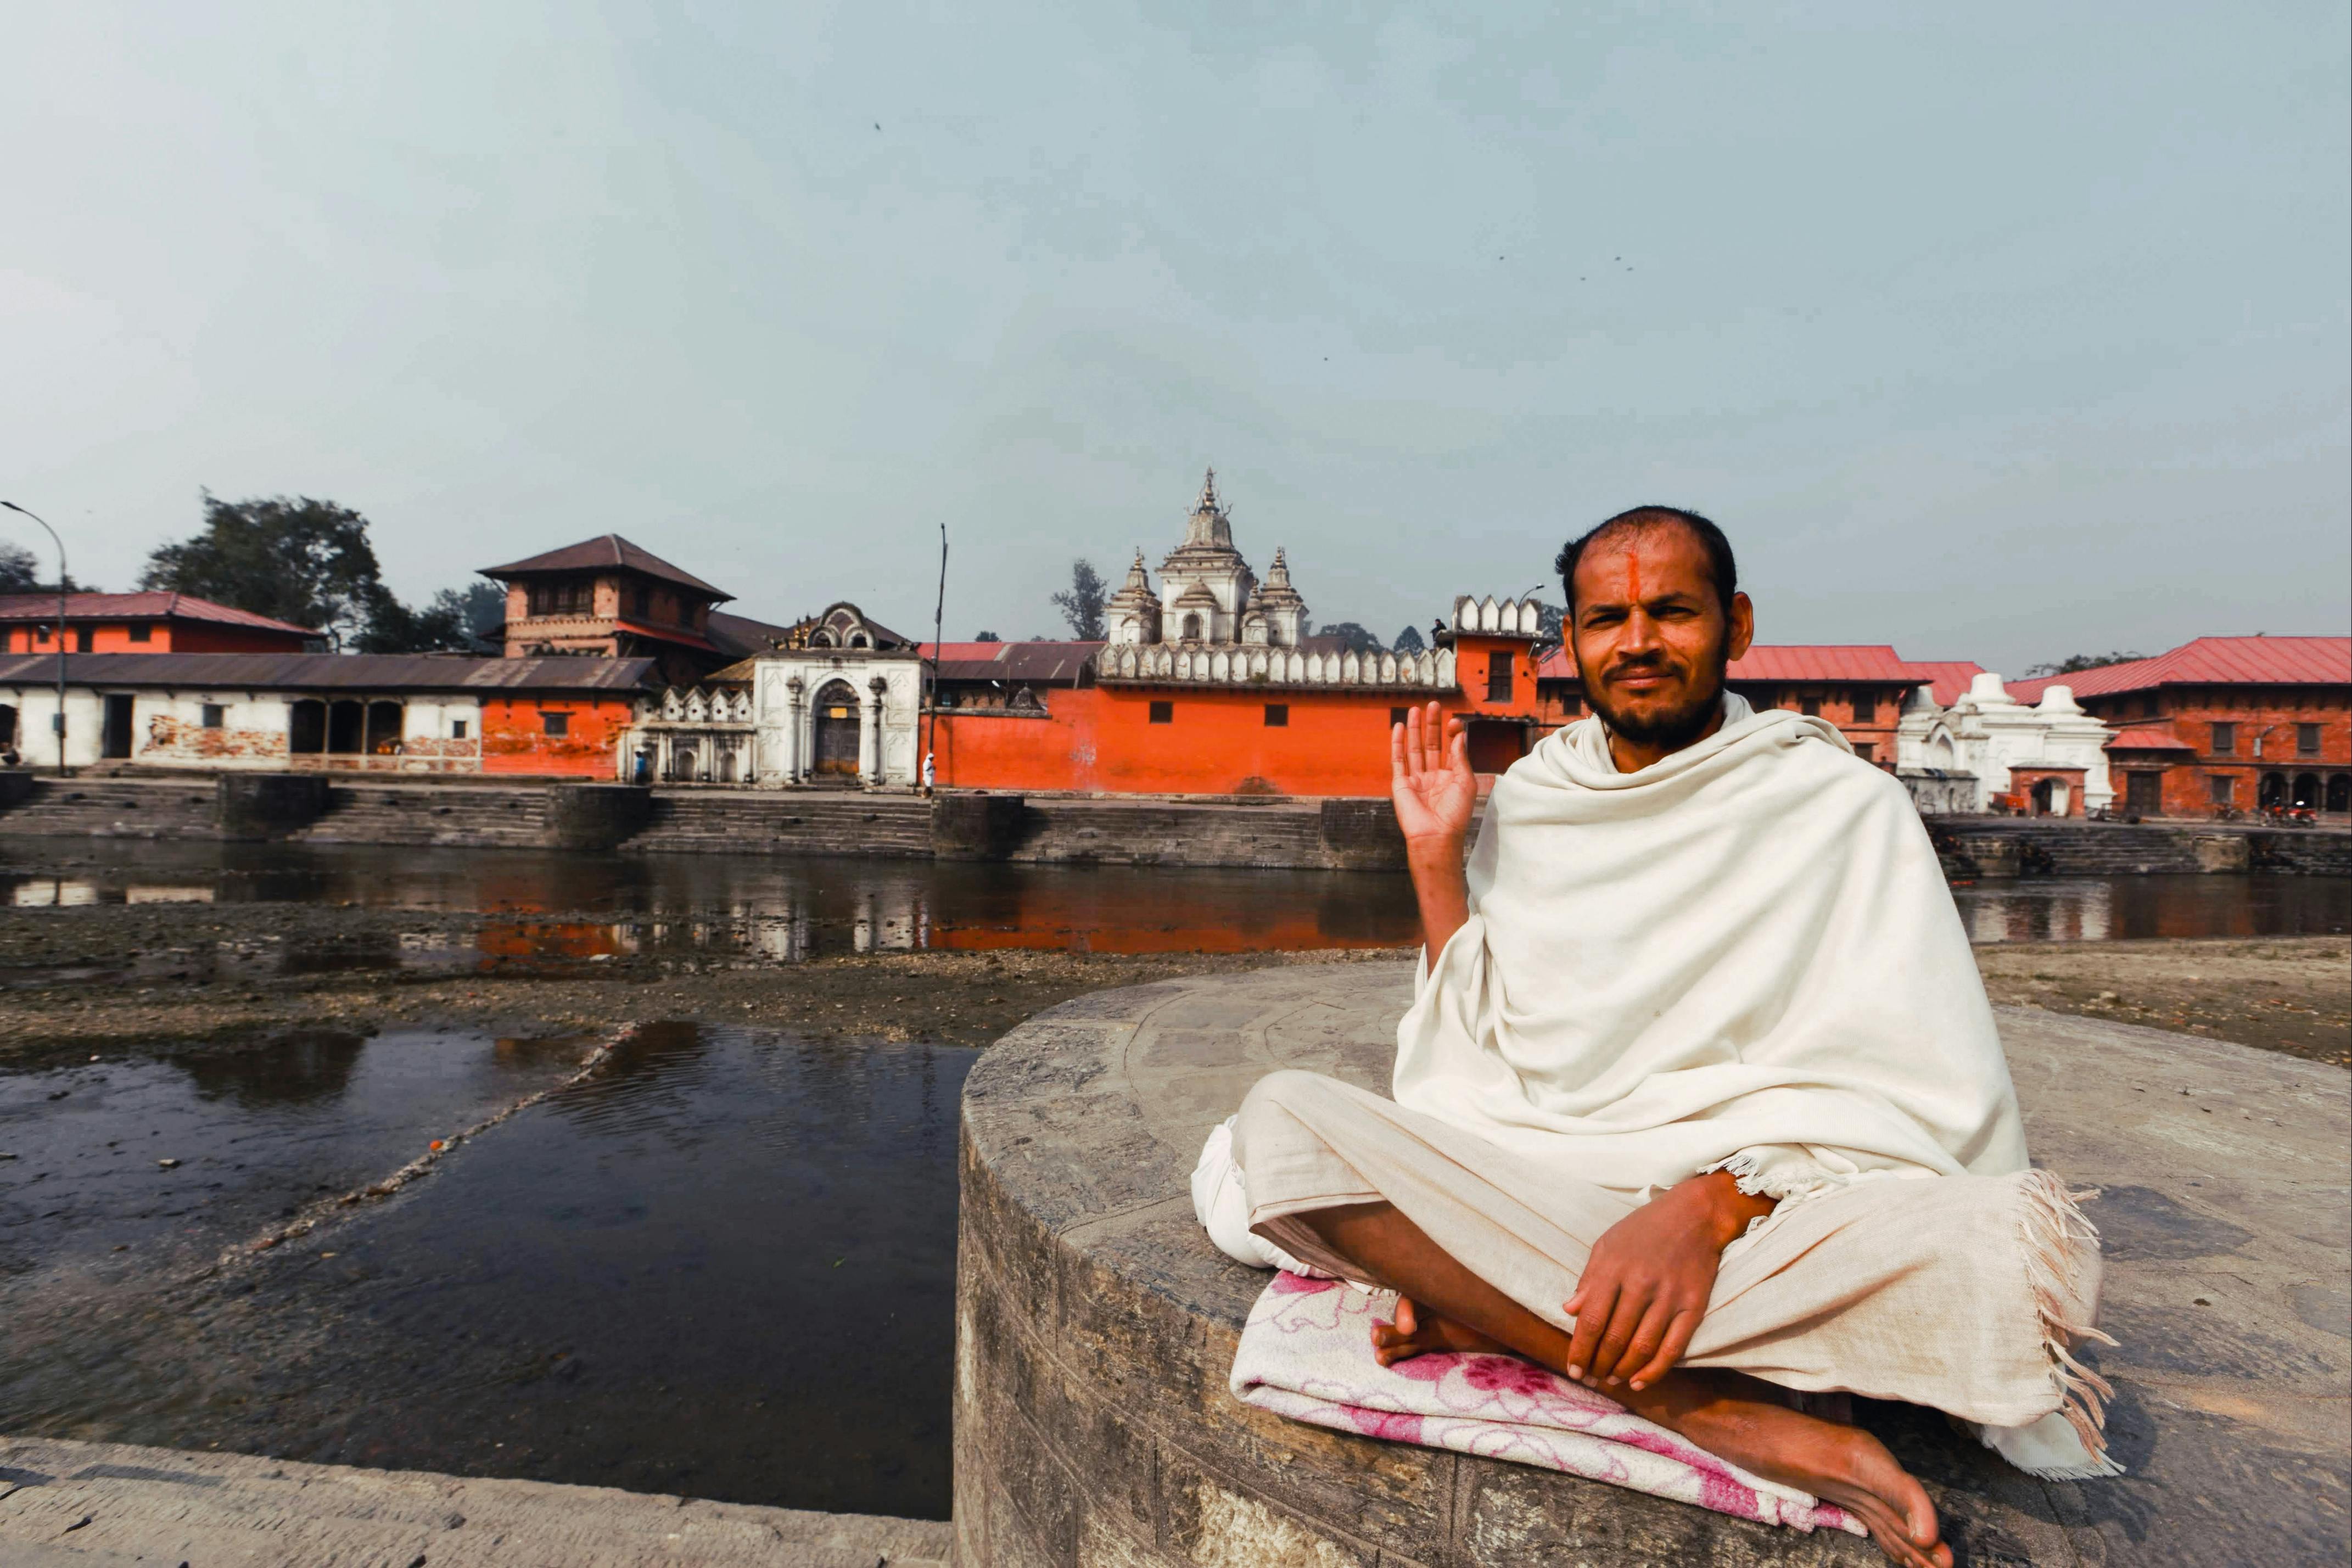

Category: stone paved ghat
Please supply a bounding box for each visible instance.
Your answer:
[0,1436,951,1567]
[5,773,2348,874]
[954,962,2352,1567]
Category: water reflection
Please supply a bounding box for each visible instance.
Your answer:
[0,844,2343,970]
[1951,875,2349,943]
[174,1029,368,1107]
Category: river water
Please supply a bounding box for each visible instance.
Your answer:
[1,842,2344,1519]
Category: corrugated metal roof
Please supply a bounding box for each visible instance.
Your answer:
[0,652,655,693]
[0,592,318,635]
[479,535,731,601]
[1901,660,1988,708]
[920,640,1104,686]
[2008,637,2351,703]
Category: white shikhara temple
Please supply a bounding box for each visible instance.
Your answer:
[1106,471,1309,649]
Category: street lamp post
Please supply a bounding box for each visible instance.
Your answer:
[1,500,69,776]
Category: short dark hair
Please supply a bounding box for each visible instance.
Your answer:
[1554,506,1738,618]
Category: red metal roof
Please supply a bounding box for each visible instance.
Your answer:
[1901,660,1988,708]
[480,534,731,601]
[919,640,1104,685]
[1536,643,1962,690]
[0,592,317,636]
[613,619,721,654]
[2104,725,2196,753]
[0,652,654,692]
[2008,637,2351,703]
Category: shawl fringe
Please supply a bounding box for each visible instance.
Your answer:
[2011,1171,2123,1477]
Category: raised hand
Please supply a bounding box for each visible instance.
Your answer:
[1390,701,1476,850]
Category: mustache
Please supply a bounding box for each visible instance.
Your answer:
[1600,652,1686,683]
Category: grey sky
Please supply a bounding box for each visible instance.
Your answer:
[5,2,2345,673]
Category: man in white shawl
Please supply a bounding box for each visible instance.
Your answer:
[1198,508,2113,1568]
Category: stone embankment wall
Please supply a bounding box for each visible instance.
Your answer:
[2,772,2345,873]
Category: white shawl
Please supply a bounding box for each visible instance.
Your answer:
[1395,692,2026,1202]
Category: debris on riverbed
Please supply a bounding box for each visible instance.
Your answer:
[199,1022,641,1276]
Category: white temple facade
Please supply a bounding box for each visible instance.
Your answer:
[626,602,923,787]
[1107,471,1309,648]
[1896,672,2114,815]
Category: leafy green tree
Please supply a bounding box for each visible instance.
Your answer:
[1050,559,1108,641]
[1315,620,1385,655]
[2024,650,2146,677]
[0,539,84,593]
[362,581,507,653]
[973,630,1003,642]
[1392,624,1426,654]
[0,540,41,593]
[139,491,400,647]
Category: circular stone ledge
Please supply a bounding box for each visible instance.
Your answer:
[953,961,2350,1568]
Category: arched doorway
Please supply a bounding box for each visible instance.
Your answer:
[813,682,861,777]
[2329,774,2351,813]
[669,741,699,782]
[2260,771,2287,808]
[2292,772,2320,809]
[2030,778,2057,816]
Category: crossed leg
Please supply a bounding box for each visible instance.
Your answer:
[1292,1200,1952,1568]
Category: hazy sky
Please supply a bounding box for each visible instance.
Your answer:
[5,3,2345,671]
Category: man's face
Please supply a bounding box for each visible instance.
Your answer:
[1568,526,1754,748]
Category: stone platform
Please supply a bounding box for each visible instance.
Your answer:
[0,1435,951,1567]
[954,962,2350,1567]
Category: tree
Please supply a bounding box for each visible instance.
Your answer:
[1315,621,1385,655]
[1392,624,1426,654]
[141,491,401,648]
[2024,651,2146,678]
[1050,558,1108,641]
[0,539,85,593]
[363,581,506,654]
[973,630,1003,642]
[0,540,40,593]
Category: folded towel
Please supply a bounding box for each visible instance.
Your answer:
[1230,1271,1867,1538]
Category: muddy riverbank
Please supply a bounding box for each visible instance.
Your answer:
[2,894,2344,1067]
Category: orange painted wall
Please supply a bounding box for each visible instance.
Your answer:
[479,695,636,777]
[934,635,1545,796]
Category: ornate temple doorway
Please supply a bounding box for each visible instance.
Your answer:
[813,682,861,777]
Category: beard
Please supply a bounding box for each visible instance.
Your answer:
[1586,648,1730,752]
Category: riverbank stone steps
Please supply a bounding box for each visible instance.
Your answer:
[955,962,2351,1567]
[0,1436,952,1567]
[2,771,2348,873]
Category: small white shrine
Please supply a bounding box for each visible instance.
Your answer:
[1896,672,2114,815]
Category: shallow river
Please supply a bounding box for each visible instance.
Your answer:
[0,842,2344,1519]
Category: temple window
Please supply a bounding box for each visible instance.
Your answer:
[1264,704,1288,727]
[2208,774,2234,806]
[1182,614,1202,640]
[201,704,225,729]
[1801,697,1822,717]
[1149,701,1173,725]
[129,624,152,643]
[1486,656,1513,702]
[1851,692,1876,723]
[2298,724,2321,756]
[2210,721,2235,754]
[542,712,570,737]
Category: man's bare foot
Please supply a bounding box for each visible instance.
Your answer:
[1369,1296,1513,1365]
[1621,1372,1950,1568]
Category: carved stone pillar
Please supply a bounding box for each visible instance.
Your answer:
[783,676,805,783]
[861,676,888,785]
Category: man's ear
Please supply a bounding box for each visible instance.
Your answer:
[1725,592,1755,663]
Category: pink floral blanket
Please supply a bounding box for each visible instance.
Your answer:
[1229,1272,1866,1537]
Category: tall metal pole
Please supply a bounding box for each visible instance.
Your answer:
[1,501,68,776]
[925,520,947,792]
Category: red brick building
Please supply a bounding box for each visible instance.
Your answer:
[2008,636,2351,819]
[484,535,795,685]
[0,592,318,655]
